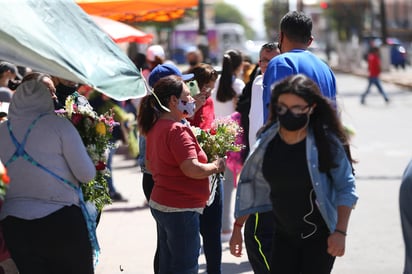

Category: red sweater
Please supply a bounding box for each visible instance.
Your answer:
[187,97,215,130]
[368,52,381,77]
[147,119,209,208]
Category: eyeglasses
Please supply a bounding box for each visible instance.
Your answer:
[275,104,310,116]
[259,59,271,64]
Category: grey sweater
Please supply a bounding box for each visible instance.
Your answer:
[0,77,95,220]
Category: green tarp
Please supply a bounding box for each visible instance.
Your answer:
[0,0,146,100]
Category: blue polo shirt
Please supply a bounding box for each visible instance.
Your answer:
[262,49,337,122]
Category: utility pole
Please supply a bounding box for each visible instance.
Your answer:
[198,0,210,64]
[380,0,387,44]
[379,0,390,71]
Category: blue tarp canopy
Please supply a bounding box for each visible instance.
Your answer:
[0,0,146,100]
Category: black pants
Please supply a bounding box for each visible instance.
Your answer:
[244,211,274,274]
[200,181,223,274]
[142,172,159,274]
[270,228,335,274]
[2,205,93,274]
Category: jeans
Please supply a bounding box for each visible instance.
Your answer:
[106,146,117,194]
[200,180,223,274]
[361,77,389,102]
[400,160,412,274]
[151,208,200,274]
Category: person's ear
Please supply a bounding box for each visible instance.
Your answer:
[307,36,314,47]
[170,95,179,106]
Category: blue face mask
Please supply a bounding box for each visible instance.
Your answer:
[177,99,196,118]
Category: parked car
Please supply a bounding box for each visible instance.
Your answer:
[362,36,408,69]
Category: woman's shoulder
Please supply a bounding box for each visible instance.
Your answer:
[233,78,245,94]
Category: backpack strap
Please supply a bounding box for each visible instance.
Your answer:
[5,114,100,262]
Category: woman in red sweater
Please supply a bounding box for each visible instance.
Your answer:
[138,75,225,274]
[360,47,390,104]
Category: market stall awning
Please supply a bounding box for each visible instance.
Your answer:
[0,0,146,100]
[76,0,198,22]
[91,15,153,43]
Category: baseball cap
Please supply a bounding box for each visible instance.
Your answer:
[148,63,193,88]
[0,102,9,118]
[146,45,165,62]
[0,61,23,80]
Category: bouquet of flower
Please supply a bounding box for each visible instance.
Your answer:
[0,160,10,201]
[193,115,245,205]
[56,95,117,211]
[193,116,244,162]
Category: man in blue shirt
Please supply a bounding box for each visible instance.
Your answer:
[263,11,337,122]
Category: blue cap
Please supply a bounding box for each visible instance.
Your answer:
[148,63,193,88]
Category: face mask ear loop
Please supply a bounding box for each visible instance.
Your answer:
[141,71,170,113]
[296,108,311,140]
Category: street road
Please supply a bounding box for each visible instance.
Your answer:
[95,72,412,274]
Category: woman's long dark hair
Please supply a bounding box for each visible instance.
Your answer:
[216,49,243,102]
[264,74,355,173]
[137,75,183,135]
[186,63,218,89]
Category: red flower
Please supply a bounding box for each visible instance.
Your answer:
[210,128,217,135]
[71,113,83,125]
[1,173,9,185]
[95,161,106,171]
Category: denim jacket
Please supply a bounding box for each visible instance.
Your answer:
[234,122,358,232]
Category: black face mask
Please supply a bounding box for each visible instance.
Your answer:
[56,83,77,97]
[55,83,77,109]
[278,110,308,131]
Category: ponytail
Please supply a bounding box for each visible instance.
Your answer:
[216,49,243,102]
[137,95,161,136]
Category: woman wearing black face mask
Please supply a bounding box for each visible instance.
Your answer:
[233,74,358,274]
[51,77,78,109]
[51,77,91,111]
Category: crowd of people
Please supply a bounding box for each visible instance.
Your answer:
[0,9,411,274]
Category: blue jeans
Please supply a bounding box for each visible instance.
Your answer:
[200,180,223,274]
[400,160,412,274]
[150,208,200,274]
[361,77,389,102]
[106,146,117,194]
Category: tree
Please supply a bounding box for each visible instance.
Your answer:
[263,0,289,40]
[328,1,367,42]
[214,2,255,39]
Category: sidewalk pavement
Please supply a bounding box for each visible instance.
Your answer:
[94,149,254,274]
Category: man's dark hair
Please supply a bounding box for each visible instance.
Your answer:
[260,42,278,53]
[280,11,312,44]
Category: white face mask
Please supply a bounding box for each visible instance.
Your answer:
[177,99,196,118]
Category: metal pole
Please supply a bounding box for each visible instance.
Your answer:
[198,0,210,63]
[380,0,387,44]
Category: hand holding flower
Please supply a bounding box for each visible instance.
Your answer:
[212,157,226,174]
